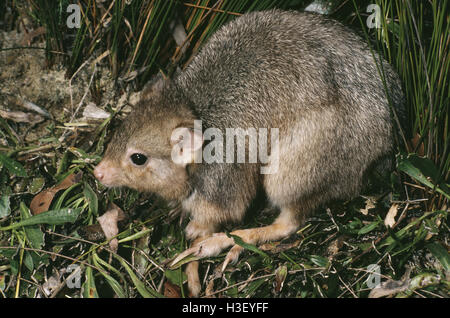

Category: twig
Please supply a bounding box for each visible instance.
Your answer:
[326,208,340,232]
[403,181,427,191]
[419,288,445,298]
[17,144,58,156]
[337,272,357,298]
[132,247,165,273]
[46,230,101,247]
[20,99,51,118]
[68,59,90,114]
[17,277,47,297]
[182,2,242,16]
[391,198,428,204]
[0,46,66,55]
[127,1,154,75]
[0,246,99,271]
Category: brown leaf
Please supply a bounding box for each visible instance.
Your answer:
[164,281,181,298]
[30,172,83,215]
[30,188,58,215]
[384,204,399,228]
[97,204,126,253]
[56,172,83,190]
[408,133,425,156]
[78,203,128,242]
[108,202,127,222]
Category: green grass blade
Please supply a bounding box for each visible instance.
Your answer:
[0,207,82,231]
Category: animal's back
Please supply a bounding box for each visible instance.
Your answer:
[176,9,402,131]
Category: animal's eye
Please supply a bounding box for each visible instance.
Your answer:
[130,153,148,166]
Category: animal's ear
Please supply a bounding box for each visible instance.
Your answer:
[170,127,203,166]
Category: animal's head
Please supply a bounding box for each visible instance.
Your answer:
[94,85,203,200]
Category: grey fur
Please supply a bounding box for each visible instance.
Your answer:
[175,10,403,226]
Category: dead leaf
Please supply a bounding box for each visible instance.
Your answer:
[164,281,181,298]
[274,265,288,293]
[19,99,51,118]
[30,172,83,215]
[30,189,56,215]
[384,203,399,228]
[408,133,425,156]
[327,236,345,258]
[369,268,412,298]
[57,172,83,189]
[360,196,376,215]
[82,102,110,120]
[0,109,43,124]
[97,203,126,253]
[78,203,128,242]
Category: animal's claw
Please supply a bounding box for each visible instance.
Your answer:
[171,246,199,267]
[221,245,244,272]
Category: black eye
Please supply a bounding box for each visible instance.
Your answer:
[130,153,148,166]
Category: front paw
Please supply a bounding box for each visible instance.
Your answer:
[185,220,216,240]
[171,233,234,266]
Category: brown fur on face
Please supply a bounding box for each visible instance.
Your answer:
[94,87,196,201]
